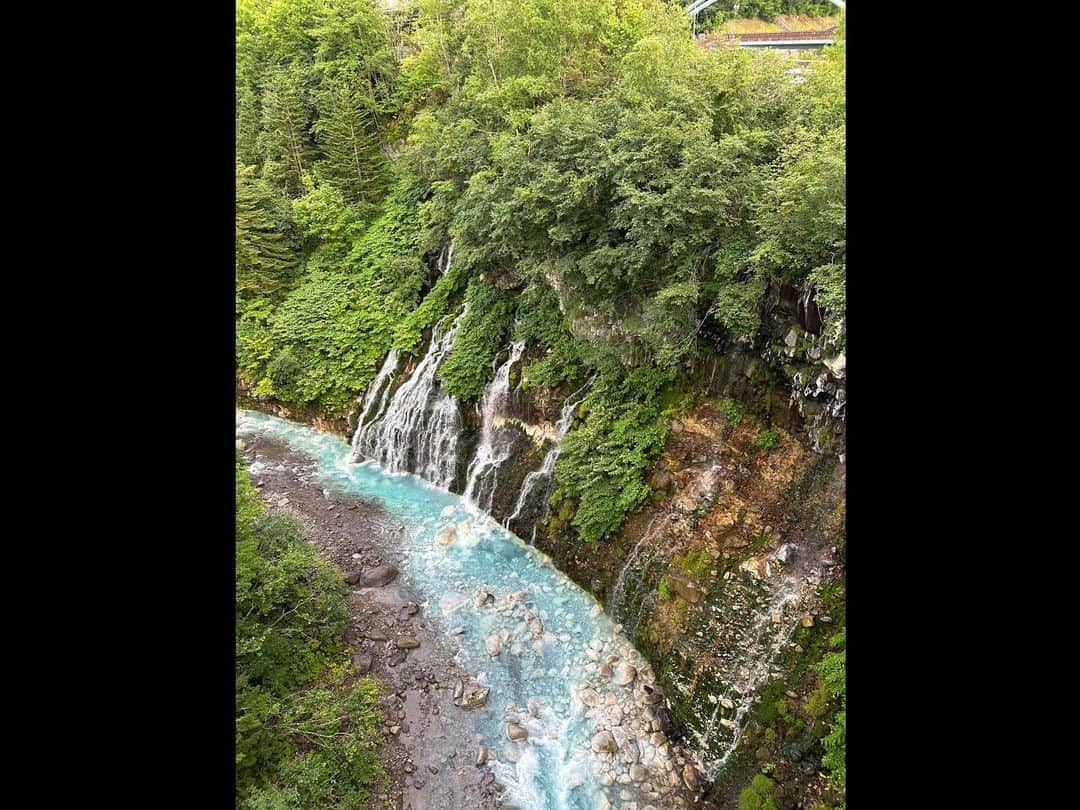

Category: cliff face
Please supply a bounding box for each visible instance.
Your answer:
[238,280,846,804]
[469,284,846,803]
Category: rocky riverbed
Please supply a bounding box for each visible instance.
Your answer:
[242,433,500,810]
[239,413,711,810]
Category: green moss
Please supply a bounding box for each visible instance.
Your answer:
[739,773,777,810]
[658,576,672,601]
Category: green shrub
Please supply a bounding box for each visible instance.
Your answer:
[235,457,385,805]
[717,397,744,426]
[555,367,674,543]
[755,426,781,451]
[437,277,515,399]
[658,576,672,601]
[818,628,846,797]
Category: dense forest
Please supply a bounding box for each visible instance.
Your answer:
[236,0,845,806]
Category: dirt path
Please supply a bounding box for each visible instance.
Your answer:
[242,434,502,810]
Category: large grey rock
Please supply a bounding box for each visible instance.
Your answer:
[351,652,373,674]
[358,563,398,587]
[591,731,617,753]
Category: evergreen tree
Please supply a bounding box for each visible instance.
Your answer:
[236,164,299,301]
[313,80,387,204]
[257,66,315,197]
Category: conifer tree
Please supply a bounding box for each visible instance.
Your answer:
[313,80,387,205]
[257,66,315,197]
[236,164,299,301]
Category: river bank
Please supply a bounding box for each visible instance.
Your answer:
[241,431,501,810]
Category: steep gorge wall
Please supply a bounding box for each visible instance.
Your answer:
[237,271,846,806]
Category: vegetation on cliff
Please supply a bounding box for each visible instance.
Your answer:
[236,457,384,807]
[235,0,845,548]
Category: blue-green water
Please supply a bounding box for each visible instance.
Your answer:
[237,409,670,810]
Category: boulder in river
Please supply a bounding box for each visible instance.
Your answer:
[614,663,637,687]
[435,525,457,545]
[486,634,502,656]
[591,730,617,753]
[506,722,529,742]
[358,563,398,587]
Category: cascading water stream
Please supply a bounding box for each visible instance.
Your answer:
[351,308,467,490]
[504,377,594,535]
[351,348,399,450]
[237,410,699,810]
[607,514,665,624]
[463,341,525,512]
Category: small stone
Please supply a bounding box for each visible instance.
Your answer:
[396,636,420,649]
[800,614,814,628]
[475,746,489,766]
[462,683,490,709]
[352,652,373,674]
[682,764,700,791]
[630,763,648,782]
[486,635,503,656]
[343,570,363,585]
[506,723,528,742]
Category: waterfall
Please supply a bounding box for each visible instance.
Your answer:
[607,514,665,623]
[351,349,399,453]
[351,308,467,490]
[438,240,454,277]
[504,378,593,534]
[677,577,805,776]
[463,340,526,511]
